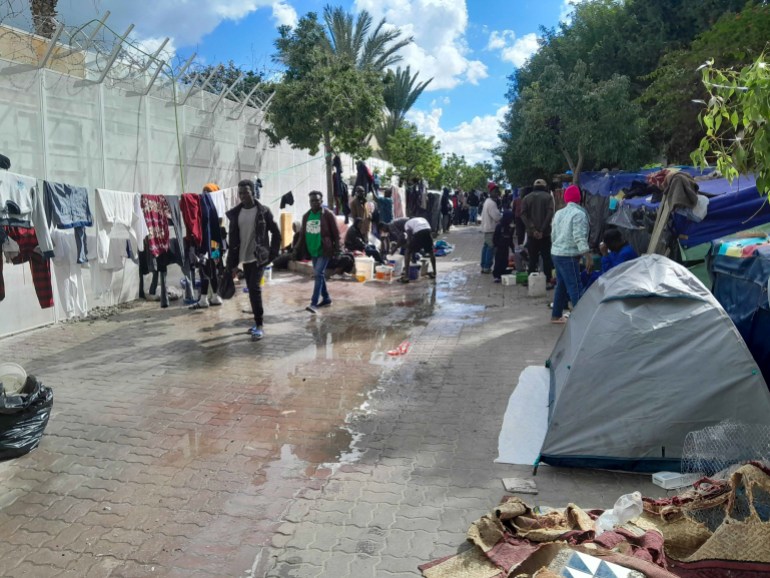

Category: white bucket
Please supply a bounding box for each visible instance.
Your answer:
[528,272,547,297]
[375,265,394,282]
[354,255,375,282]
[387,254,404,276]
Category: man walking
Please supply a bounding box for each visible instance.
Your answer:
[521,178,555,286]
[225,179,282,341]
[480,183,502,274]
[295,191,341,314]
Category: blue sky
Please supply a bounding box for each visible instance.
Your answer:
[6,0,583,162]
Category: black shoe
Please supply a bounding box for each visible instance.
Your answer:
[318,299,332,307]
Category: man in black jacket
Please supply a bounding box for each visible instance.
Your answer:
[225,180,281,341]
[521,178,555,286]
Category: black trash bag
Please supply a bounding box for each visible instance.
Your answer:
[0,376,53,460]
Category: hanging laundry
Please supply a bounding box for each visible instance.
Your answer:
[43,181,93,264]
[200,192,223,258]
[220,185,240,214]
[50,228,88,319]
[180,193,203,248]
[94,189,147,264]
[0,226,54,308]
[140,194,172,257]
[280,191,294,209]
[0,171,54,258]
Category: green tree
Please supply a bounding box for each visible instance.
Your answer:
[322,5,412,71]
[375,66,432,156]
[269,9,408,206]
[691,53,770,196]
[500,61,651,184]
[180,61,266,102]
[642,3,770,162]
[385,123,441,184]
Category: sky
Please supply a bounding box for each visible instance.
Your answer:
[5,0,585,163]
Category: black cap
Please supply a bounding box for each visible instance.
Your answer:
[0,154,10,170]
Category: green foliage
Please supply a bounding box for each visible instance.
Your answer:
[322,5,412,71]
[500,61,650,184]
[499,0,755,178]
[375,66,432,157]
[434,154,494,192]
[691,54,770,196]
[268,10,397,159]
[642,3,770,162]
[180,61,265,102]
[384,123,441,184]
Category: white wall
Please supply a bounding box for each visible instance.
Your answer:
[0,56,387,337]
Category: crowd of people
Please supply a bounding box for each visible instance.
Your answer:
[177,170,639,341]
[476,179,638,324]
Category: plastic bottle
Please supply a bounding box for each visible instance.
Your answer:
[595,491,643,535]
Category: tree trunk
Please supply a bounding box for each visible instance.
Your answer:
[31,0,59,38]
[573,145,584,185]
[323,133,334,210]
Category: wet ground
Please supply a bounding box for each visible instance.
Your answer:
[0,227,663,577]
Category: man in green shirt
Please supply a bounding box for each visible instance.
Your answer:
[294,191,340,313]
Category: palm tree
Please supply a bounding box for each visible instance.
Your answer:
[322,5,412,71]
[31,0,59,38]
[318,5,413,199]
[376,66,433,158]
[383,66,432,128]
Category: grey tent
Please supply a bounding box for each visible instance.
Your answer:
[539,254,770,473]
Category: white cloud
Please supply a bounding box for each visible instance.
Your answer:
[271,2,297,28]
[14,0,289,48]
[487,30,540,68]
[408,106,507,164]
[354,0,487,90]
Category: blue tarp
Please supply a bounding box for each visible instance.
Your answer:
[580,169,770,249]
[707,237,770,383]
[677,176,770,248]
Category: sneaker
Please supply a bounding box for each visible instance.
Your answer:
[209,294,223,306]
[481,268,492,274]
[398,278,409,284]
[493,278,501,283]
[318,299,332,308]
[250,326,264,340]
[198,296,210,308]
[306,305,318,314]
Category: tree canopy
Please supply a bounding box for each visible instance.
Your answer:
[384,123,441,185]
[268,6,410,204]
[497,0,759,185]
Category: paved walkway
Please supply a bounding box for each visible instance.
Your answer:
[0,226,664,577]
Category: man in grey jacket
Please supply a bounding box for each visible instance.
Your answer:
[521,178,555,286]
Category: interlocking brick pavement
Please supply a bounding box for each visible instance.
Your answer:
[0,225,665,577]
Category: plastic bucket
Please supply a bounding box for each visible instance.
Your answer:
[408,264,421,281]
[375,265,394,281]
[354,256,374,282]
[388,254,404,276]
[0,363,27,394]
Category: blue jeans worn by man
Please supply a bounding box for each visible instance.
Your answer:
[311,256,330,307]
[480,233,495,272]
[469,206,478,224]
[552,255,583,319]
